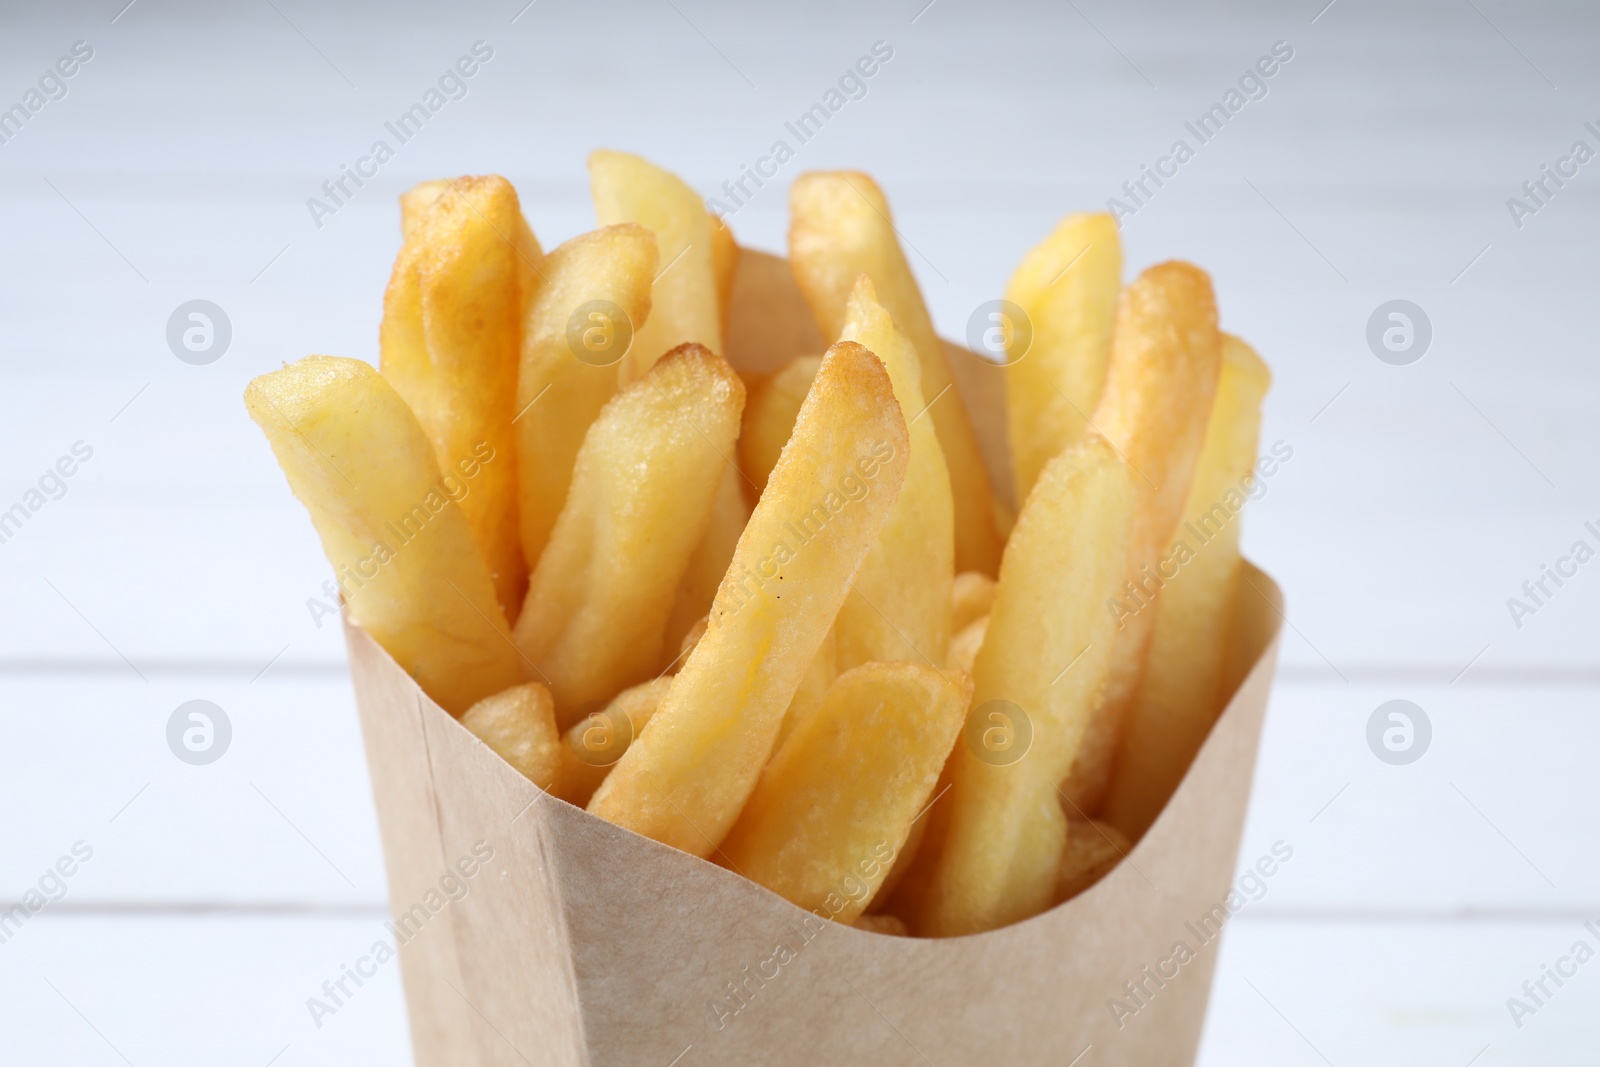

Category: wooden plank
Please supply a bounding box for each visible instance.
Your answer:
[2,913,1595,1066]
[4,678,1597,910]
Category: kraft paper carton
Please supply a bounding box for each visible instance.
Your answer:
[343,250,1283,1066]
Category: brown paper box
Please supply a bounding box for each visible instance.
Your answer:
[342,251,1283,1066]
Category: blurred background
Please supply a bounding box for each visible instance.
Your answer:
[1,0,1596,1063]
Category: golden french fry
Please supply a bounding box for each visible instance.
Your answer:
[725,249,827,375]
[834,275,954,670]
[589,340,910,855]
[1054,817,1130,903]
[774,625,836,751]
[853,914,908,936]
[1061,262,1222,813]
[1102,334,1270,838]
[739,354,820,498]
[462,682,562,792]
[709,212,738,335]
[920,435,1134,936]
[946,614,989,675]
[1095,263,1223,598]
[381,176,535,622]
[874,800,930,906]
[951,571,996,634]
[888,496,1017,921]
[881,760,951,925]
[662,463,752,662]
[676,615,709,666]
[719,662,972,924]
[245,356,524,715]
[557,675,674,807]
[516,224,657,571]
[1003,213,1121,505]
[403,178,543,263]
[514,344,744,723]
[399,179,449,238]
[790,171,1003,574]
[590,150,722,382]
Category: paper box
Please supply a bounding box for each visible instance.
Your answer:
[343,252,1283,1066]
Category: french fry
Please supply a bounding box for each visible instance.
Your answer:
[946,615,989,675]
[381,176,535,622]
[461,682,562,792]
[245,356,524,715]
[790,171,1004,575]
[557,675,674,807]
[1054,817,1130,903]
[396,178,543,279]
[662,464,752,663]
[403,178,544,265]
[718,662,971,924]
[854,914,908,936]
[739,354,820,498]
[881,760,953,925]
[920,435,1133,937]
[676,615,709,665]
[873,800,930,905]
[725,249,827,374]
[1003,213,1121,505]
[950,571,996,635]
[1102,334,1270,838]
[1061,262,1222,814]
[398,179,449,238]
[589,340,910,855]
[516,224,657,571]
[709,212,738,335]
[833,275,954,670]
[514,344,744,723]
[773,625,836,751]
[885,526,1019,923]
[590,150,722,383]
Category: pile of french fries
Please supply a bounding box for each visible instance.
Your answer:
[246,152,1270,938]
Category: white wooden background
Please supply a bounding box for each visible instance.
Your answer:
[2,0,1597,1063]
